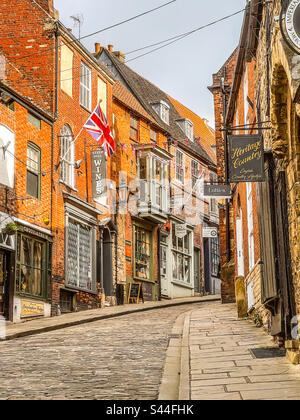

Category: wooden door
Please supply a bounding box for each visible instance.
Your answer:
[274,171,296,339]
[0,251,8,318]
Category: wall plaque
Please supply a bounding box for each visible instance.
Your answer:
[21,301,45,318]
[229,135,265,183]
[283,0,300,53]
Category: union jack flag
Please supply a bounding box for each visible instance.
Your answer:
[83,102,115,157]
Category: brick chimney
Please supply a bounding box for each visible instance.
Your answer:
[95,43,101,54]
[113,51,126,63]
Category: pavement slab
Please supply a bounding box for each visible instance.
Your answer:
[186,302,300,400]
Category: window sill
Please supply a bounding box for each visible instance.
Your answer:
[80,103,92,114]
[64,285,98,295]
[133,277,155,284]
[59,180,77,192]
[171,280,193,290]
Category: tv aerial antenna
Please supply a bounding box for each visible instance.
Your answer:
[70,14,84,41]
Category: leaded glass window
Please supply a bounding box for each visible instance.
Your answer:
[66,218,95,292]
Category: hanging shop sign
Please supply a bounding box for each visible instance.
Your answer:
[175,223,187,239]
[91,149,107,200]
[203,184,232,199]
[229,135,265,183]
[203,227,218,238]
[281,0,300,54]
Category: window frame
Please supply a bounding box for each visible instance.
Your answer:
[60,125,75,189]
[175,150,184,184]
[130,116,139,141]
[171,222,193,285]
[26,142,41,200]
[15,233,51,301]
[191,160,200,189]
[80,62,92,111]
[133,225,153,282]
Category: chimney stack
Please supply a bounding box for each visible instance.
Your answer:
[108,45,114,52]
[95,43,101,54]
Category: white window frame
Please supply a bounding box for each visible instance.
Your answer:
[60,125,75,189]
[171,223,193,285]
[176,150,184,184]
[185,120,194,141]
[246,182,255,271]
[0,124,15,188]
[80,62,92,111]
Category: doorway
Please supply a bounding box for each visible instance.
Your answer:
[160,243,168,296]
[236,216,245,278]
[0,251,9,319]
[103,228,114,297]
[194,248,202,294]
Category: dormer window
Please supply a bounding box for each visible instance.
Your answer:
[176,119,194,141]
[151,100,170,125]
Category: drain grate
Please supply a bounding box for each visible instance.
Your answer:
[250,347,286,359]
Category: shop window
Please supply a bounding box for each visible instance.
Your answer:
[134,226,151,280]
[27,142,41,199]
[60,125,75,188]
[171,223,192,284]
[80,62,92,111]
[66,218,95,292]
[16,234,50,299]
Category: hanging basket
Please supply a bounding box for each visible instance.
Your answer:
[2,222,18,236]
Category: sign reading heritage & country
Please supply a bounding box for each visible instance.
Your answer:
[229,135,265,183]
[285,0,300,52]
[91,149,107,200]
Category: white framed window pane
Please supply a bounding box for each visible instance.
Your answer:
[80,62,91,110]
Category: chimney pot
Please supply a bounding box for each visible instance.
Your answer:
[67,28,72,32]
[108,44,114,52]
[95,43,101,54]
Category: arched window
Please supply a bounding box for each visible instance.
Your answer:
[60,125,74,188]
[27,142,41,199]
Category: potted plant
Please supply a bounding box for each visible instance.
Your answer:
[2,222,18,236]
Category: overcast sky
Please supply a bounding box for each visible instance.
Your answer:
[53,0,245,126]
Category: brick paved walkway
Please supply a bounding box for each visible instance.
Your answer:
[188,302,300,400]
[0,303,202,400]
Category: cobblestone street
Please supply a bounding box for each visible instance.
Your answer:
[0,303,199,400]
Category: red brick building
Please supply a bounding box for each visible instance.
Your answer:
[0,0,115,319]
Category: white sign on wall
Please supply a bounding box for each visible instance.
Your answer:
[203,227,218,238]
[175,223,187,239]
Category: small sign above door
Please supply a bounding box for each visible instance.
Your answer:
[203,227,218,238]
[203,184,232,198]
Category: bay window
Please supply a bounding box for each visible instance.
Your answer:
[137,149,169,217]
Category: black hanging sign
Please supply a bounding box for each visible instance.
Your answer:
[229,135,265,183]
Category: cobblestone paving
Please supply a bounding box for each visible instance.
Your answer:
[0,303,199,400]
[189,302,300,400]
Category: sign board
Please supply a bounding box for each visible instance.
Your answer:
[21,301,45,318]
[175,224,187,239]
[229,135,265,183]
[204,184,232,198]
[284,0,300,53]
[203,227,218,238]
[128,282,144,304]
[91,149,107,200]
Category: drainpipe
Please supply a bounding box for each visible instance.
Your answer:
[157,226,162,301]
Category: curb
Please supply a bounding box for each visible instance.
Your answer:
[1,296,220,342]
[178,312,191,400]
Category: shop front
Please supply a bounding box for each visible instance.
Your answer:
[13,223,53,323]
[129,219,159,301]
[0,212,15,321]
[160,218,194,299]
